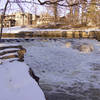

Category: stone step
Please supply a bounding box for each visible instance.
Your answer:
[0,44,26,62]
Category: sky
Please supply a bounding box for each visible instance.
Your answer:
[0,0,44,14]
[0,0,68,16]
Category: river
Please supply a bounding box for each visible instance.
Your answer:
[3,38,100,100]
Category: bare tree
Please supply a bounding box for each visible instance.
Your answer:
[0,0,9,40]
[0,0,100,35]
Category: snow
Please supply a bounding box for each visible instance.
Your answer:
[1,26,100,33]
[2,26,66,33]
[0,52,17,57]
[0,61,46,100]
[0,43,20,56]
[0,43,21,47]
[0,43,23,63]
[0,48,19,53]
[2,26,33,33]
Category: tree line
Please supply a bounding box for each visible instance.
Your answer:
[0,0,100,39]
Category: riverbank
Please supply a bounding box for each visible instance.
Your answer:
[1,26,100,40]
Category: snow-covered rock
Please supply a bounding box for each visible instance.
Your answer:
[79,44,94,53]
[65,42,71,48]
[0,61,45,100]
[76,43,94,53]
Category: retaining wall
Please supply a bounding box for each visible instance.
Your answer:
[2,30,100,40]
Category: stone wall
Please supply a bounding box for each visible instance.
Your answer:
[2,30,100,40]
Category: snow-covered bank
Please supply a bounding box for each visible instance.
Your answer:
[0,61,45,100]
[2,26,33,33]
[1,26,67,33]
[1,26,100,33]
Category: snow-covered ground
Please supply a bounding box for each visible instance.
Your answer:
[1,26,66,33]
[2,26,33,33]
[0,61,45,100]
[1,26,100,33]
[3,38,100,100]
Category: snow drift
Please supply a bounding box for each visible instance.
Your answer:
[0,61,46,100]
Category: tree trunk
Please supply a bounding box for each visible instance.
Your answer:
[0,0,9,40]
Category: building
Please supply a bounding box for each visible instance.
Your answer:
[0,12,67,28]
[0,14,16,27]
[37,13,54,25]
[32,15,40,25]
[0,12,33,27]
[14,12,32,26]
[4,14,16,27]
[58,16,67,24]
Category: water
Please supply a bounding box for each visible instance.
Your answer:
[3,38,100,100]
